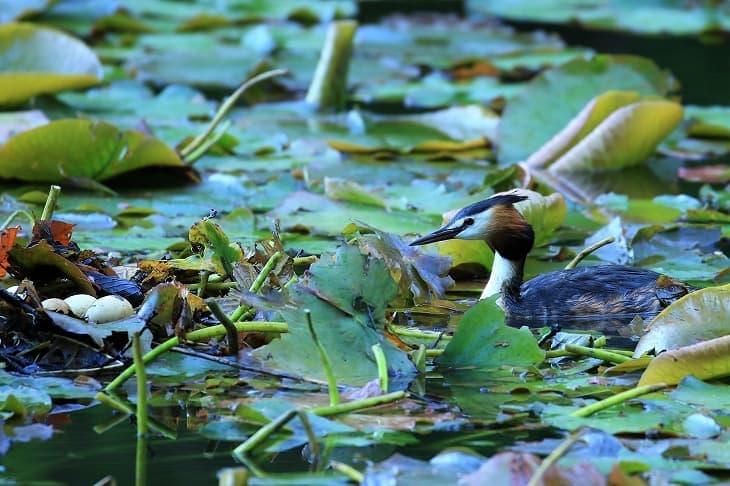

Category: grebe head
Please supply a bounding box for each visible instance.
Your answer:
[410,192,535,260]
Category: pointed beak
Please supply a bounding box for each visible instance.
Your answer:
[409,226,461,246]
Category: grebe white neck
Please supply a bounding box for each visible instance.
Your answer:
[480,252,523,300]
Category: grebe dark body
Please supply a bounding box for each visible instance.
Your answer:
[410,190,694,325]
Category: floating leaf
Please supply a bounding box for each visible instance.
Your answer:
[354,224,454,304]
[638,334,730,386]
[525,90,641,169]
[9,240,95,295]
[0,22,102,105]
[634,284,730,357]
[252,245,415,386]
[0,119,185,183]
[499,55,675,164]
[437,297,545,368]
[548,100,683,172]
[188,219,243,277]
[324,177,389,208]
[670,376,730,410]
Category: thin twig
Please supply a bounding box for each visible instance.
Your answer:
[565,236,615,270]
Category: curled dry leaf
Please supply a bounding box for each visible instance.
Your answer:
[639,334,730,386]
[634,283,730,357]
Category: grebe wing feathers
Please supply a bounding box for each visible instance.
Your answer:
[509,265,687,319]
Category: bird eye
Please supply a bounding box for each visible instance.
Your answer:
[464,218,474,226]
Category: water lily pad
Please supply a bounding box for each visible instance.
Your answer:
[0,119,185,183]
[252,245,415,386]
[0,22,102,105]
[638,334,730,386]
[634,283,730,356]
[437,297,545,368]
[499,55,676,164]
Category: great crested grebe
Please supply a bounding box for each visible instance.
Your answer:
[410,191,693,323]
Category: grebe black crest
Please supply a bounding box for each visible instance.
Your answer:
[410,190,694,325]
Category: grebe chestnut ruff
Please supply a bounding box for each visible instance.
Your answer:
[410,191,693,323]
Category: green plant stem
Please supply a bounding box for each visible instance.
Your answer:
[305,20,358,111]
[527,428,586,486]
[229,251,282,322]
[94,392,176,439]
[389,325,452,341]
[197,270,210,297]
[233,409,298,458]
[565,236,615,270]
[183,119,231,164]
[297,410,320,466]
[0,209,36,230]
[187,281,239,291]
[104,321,287,392]
[251,251,283,293]
[570,382,667,417]
[371,343,388,392]
[40,185,61,220]
[133,333,148,486]
[206,299,239,356]
[330,461,364,483]
[180,69,288,160]
[292,255,318,266]
[232,391,406,459]
[425,349,444,357]
[593,335,607,348]
[306,309,340,407]
[310,390,406,417]
[564,344,631,364]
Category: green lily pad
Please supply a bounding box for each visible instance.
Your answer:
[499,55,676,164]
[634,283,730,357]
[252,244,415,386]
[0,22,102,105]
[639,334,730,386]
[437,297,545,368]
[0,119,185,183]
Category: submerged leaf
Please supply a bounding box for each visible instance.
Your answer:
[437,297,545,368]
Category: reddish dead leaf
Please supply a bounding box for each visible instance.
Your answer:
[0,225,20,277]
[32,220,75,247]
[450,59,501,81]
[677,165,730,183]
